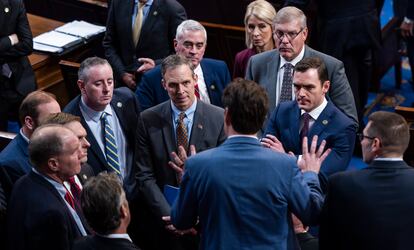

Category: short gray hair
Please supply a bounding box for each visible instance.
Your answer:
[273,6,307,29]
[161,54,194,77]
[78,56,111,83]
[176,19,207,43]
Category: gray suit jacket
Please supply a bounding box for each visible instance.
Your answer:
[246,45,358,129]
[135,100,226,222]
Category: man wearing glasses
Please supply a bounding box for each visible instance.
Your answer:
[246,6,358,130]
[319,111,413,250]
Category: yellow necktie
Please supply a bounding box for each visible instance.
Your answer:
[132,2,145,46]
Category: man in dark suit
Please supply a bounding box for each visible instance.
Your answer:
[63,57,141,200]
[171,78,328,250]
[0,0,36,131]
[263,57,356,191]
[0,90,61,198]
[103,0,186,89]
[7,125,90,250]
[319,111,413,250]
[136,55,226,250]
[246,6,358,129]
[73,172,140,250]
[287,0,382,125]
[136,19,231,110]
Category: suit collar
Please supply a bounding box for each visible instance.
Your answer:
[199,59,216,93]
[222,136,261,146]
[368,160,410,169]
[159,101,176,154]
[15,133,29,157]
[137,0,159,47]
[188,101,207,148]
[286,102,301,148]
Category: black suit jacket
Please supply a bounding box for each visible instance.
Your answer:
[63,87,141,200]
[7,171,87,250]
[136,100,226,221]
[73,235,140,250]
[0,0,35,95]
[103,0,186,81]
[320,160,414,250]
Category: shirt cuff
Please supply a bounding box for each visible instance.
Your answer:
[404,17,413,24]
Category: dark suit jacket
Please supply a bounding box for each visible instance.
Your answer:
[0,133,31,186]
[103,0,186,81]
[246,46,358,128]
[73,235,140,250]
[319,160,414,250]
[136,58,231,110]
[7,171,86,250]
[171,136,324,250]
[264,101,356,191]
[136,100,226,222]
[0,0,35,96]
[63,87,141,200]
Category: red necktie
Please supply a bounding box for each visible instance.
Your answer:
[194,83,200,99]
[64,189,75,209]
[68,177,81,204]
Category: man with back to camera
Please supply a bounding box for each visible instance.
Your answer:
[319,111,414,250]
[246,6,358,129]
[171,78,330,250]
[136,19,231,110]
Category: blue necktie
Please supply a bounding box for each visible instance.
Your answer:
[101,112,121,176]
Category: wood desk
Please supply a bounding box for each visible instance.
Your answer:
[27,14,103,107]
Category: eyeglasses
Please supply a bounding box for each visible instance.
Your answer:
[274,28,304,41]
[357,133,375,141]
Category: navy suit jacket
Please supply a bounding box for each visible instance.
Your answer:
[0,133,31,185]
[7,171,87,250]
[320,160,414,250]
[136,58,231,110]
[63,87,141,200]
[264,101,356,191]
[73,235,140,250]
[103,0,186,81]
[171,136,324,250]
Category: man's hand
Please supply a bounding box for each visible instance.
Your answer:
[297,135,331,173]
[291,214,309,234]
[9,34,19,45]
[137,58,155,73]
[401,20,414,38]
[261,134,286,153]
[122,72,136,89]
[168,145,196,183]
[161,216,197,236]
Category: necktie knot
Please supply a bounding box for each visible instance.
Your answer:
[101,112,108,120]
[178,112,186,121]
[284,63,293,71]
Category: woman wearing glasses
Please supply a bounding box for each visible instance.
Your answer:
[233,0,276,78]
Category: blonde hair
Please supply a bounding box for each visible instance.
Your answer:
[244,0,276,48]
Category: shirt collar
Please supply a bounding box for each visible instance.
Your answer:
[194,64,202,76]
[170,99,197,121]
[228,135,258,140]
[20,128,30,143]
[80,96,113,122]
[135,0,153,7]
[98,233,133,242]
[279,45,305,69]
[374,157,404,161]
[301,97,328,120]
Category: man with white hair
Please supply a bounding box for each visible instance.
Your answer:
[136,19,231,110]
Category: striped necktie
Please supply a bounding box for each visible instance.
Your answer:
[101,112,121,176]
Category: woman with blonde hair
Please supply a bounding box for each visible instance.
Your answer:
[233,0,276,78]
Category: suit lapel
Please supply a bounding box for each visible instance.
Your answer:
[189,101,206,149]
[137,0,160,49]
[267,52,280,111]
[288,103,301,152]
[160,102,176,155]
[200,60,215,100]
[309,101,334,138]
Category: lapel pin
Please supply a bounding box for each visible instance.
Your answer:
[153,11,158,16]
[117,102,122,108]
[322,120,328,125]
[210,84,216,90]
[4,7,9,13]
[197,124,203,130]
[82,174,87,180]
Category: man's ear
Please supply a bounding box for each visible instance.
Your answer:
[119,200,129,219]
[47,157,59,172]
[24,116,35,131]
[173,39,178,52]
[322,80,330,94]
[224,108,231,126]
[371,137,382,154]
[77,80,85,94]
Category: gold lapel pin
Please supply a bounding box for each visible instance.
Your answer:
[322,120,328,125]
[4,7,9,13]
[117,102,122,108]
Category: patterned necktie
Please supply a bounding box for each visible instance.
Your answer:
[132,2,145,46]
[300,113,311,141]
[176,112,188,151]
[68,177,81,204]
[101,112,121,176]
[280,63,293,102]
[194,83,200,99]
